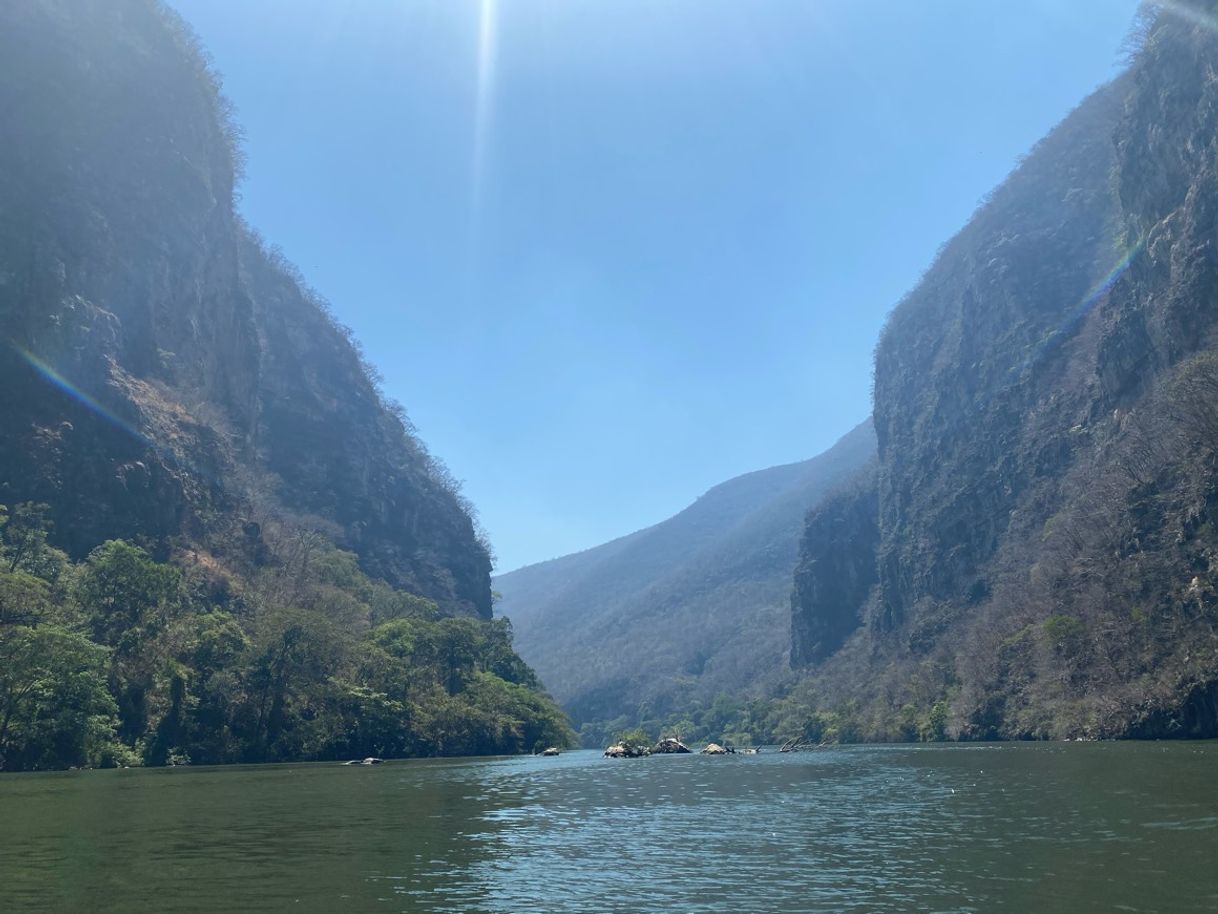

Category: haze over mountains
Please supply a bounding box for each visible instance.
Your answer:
[5,0,1218,770]
[495,422,874,741]
[500,2,1218,743]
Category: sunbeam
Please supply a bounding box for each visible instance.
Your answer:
[472,0,499,210]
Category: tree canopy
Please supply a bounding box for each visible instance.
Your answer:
[0,504,571,771]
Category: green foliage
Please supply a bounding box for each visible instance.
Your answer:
[0,626,120,770]
[920,700,950,742]
[0,503,70,590]
[612,727,652,750]
[0,571,54,627]
[1041,614,1086,653]
[0,516,571,771]
[77,541,183,649]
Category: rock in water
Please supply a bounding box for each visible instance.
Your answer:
[652,737,692,754]
[603,743,650,758]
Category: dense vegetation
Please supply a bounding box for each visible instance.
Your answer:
[786,2,1218,741]
[0,503,571,772]
[495,422,874,746]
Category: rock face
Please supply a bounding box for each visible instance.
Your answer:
[0,1,491,616]
[495,422,875,732]
[791,3,1218,738]
[790,468,880,666]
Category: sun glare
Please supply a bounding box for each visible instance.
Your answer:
[472,0,499,208]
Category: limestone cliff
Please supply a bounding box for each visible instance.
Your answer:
[0,1,491,616]
[792,2,1218,738]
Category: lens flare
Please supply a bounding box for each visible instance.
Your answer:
[14,345,154,449]
[1011,236,1147,382]
[1069,236,1148,325]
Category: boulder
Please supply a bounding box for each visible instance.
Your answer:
[652,737,692,754]
[603,743,650,758]
[540,747,561,756]
[701,743,731,755]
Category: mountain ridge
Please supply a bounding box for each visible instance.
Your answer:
[495,420,875,740]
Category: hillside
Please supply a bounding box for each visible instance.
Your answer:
[0,0,489,618]
[495,421,874,743]
[0,0,570,771]
[788,2,1218,741]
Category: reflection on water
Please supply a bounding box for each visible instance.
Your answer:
[1,743,1216,913]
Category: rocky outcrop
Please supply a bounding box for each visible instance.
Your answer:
[790,467,880,666]
[0,1,490,616]
[790,2,1218,738]
[651,738,691,754]
[870,75,1127,634]
[603,743,650,759]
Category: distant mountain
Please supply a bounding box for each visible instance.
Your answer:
[789,2,1218,740]
[494,421,875,741]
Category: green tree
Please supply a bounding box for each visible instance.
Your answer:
[75,541,184,746]
[613,727,652,750]
[240,604,347,761]
[0,626,119,771]
[0,570,53,627]
[77,541,183,646]
[0,502,68,583]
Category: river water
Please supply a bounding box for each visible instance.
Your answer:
[1,742,1215,913]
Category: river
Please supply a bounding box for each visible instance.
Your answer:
[1,742,1215,912]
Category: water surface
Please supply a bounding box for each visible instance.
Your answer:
[2,742,1215,912]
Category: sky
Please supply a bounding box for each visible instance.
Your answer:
[169,0,1142,573]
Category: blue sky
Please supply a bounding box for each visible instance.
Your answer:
[170,0,1142,572]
